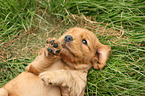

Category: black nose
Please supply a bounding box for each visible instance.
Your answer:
[64,35,73,42]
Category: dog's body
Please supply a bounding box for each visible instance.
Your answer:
[0,71,61,96]
[0,27,111,96]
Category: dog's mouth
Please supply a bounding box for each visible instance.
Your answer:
[61,43,67,49]
[61,42,71,52]
[61,42,76,57]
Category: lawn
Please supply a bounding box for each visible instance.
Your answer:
[0,0,145,96]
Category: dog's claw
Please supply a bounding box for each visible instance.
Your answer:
[50,40,55,45]
[56,49,60,53]
[47,48,55,55]
[46,40,49,44]
[49,82,52,85]
[53,43,58,48]
[46,38,62,56]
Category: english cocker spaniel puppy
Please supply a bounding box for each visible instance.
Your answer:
[0,27,111,96]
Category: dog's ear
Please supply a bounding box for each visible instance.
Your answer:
[92,42,111,70]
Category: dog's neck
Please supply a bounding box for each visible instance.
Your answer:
[61,58,92,72]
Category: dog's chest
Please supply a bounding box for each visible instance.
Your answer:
[46,60,73,71]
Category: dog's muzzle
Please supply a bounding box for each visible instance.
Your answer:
[64,35,73,42]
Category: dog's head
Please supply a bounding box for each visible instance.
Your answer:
[59,27,111,70]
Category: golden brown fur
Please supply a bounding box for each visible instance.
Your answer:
[0,27,111,96]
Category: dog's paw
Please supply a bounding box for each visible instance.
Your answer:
[39,71,61,86]
[46,38,62,56]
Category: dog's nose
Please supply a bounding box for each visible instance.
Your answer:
[64,35,73,42]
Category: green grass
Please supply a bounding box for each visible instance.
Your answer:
[0,0,145,96]
[0,0,38,43]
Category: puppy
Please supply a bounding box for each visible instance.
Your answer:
[0,27,111,96]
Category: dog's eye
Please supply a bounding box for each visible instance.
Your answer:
[82,39,87,45]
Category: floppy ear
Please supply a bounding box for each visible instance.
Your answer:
[92,42,111,70]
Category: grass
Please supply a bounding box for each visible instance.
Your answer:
[0,0,145,96]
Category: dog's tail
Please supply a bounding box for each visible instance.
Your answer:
[0,88,8,96]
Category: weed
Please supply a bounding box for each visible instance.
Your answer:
[0,0,145,96]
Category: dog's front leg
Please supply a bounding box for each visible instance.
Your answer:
[39,70,87,96]
[26,38,62,74]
